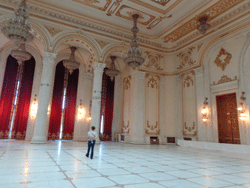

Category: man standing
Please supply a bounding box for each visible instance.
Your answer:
[86,126,97,159]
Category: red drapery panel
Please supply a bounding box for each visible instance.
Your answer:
[48,62,65,140]
[100,71,115,141]
[103,74,114,140]
[12,57,35,139]
[0,56,18,139]
[62,69,79,140]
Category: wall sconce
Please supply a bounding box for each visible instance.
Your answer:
[30,95,38,118]
[87,115,92,121]
[47,103,51,115]
[238,92,247,120]
[201,97,209,123]
[78,100,85,120]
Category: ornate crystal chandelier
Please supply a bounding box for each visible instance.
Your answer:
[1,0,35,62]
[63,47,80,74]
[105,56,119,81]
[197,16,210,35]
[1,0,35,45]
[124,14,145,69]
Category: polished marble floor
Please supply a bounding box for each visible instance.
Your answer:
[0,141,250,188]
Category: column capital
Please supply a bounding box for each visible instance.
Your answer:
[43,52,57,64]
[94,62,106,72]
[194,67,204,77]
[83,73,93,80]
[133,71,145,80]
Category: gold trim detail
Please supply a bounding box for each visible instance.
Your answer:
[123,75,131,90]
[177,47,196,70]
[143,52,163,71]
[145,121,160,135]
[95,39,109,48]
[182,122,197,137]
[213,48,232,71]
[213,75,237,85]
[115,5,156,26]
[72,0,112,11]
[146,74,159,89]
[163,0,245,43]
[44,25,62,37]
[106,0,122,16]
[183,72,194,88]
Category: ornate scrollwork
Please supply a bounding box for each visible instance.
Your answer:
[123,75,131,90]
[177,47,196,69]
[182,72,194,88]
[213,48,232,71]
[146,74,159,89]
[182,122,197,136]
[213,75,237,85]
[145,121,160,135]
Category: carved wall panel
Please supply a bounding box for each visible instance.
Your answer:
[122,75,131,134]
[177,47,196,70]
[145,74,160,135]
[182,71,197,137]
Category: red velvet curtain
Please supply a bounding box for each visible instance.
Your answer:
[62,69,79,140]
[0,56,18,139]
[100,70,115,141]
[48,62,65,140]
[12,57,35,139]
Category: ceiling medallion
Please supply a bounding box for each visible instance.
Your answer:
[105,56,119,81]
[63,47,80,74]
[1,0,35,45]
[197,16,210,35]
[124,14,145,69]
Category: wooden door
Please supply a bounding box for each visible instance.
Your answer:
[216,93,240,144]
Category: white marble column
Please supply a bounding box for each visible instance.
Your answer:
[130,71,146,144]
[194,67,206,141]
[159,76,166,144]
[112,74,123,141]
[90,62,106,143]
[73,73,93,141]
[31,52,57,144]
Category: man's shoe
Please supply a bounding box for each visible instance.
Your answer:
[86,154,89,157]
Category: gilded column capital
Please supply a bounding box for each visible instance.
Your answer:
[94,62,106,72]
[43,52,57,65]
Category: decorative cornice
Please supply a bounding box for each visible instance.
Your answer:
[213,75,237,85]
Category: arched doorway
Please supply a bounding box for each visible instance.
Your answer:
[0,55,36,139]
[48,61,79,140]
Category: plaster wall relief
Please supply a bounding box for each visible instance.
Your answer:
[94,39,109,49]
[209,36,246,86]
[141,52,163,71]
[145,74,160,135]
[182,71,197,137]
[177,46,196,70]
[122,75,131,134]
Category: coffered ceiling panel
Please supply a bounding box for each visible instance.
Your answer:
[72,0,112,11]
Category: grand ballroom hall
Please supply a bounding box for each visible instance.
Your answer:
[1,0,250,187]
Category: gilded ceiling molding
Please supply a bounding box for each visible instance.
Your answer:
[213,48,232,71]
[213,75,237,85]
[129,0,182,15]
[72,0,112,11]
[106,0,122,16]
[151,0,170,6]
[115,5,155,26]
[177,47,196,70]
[163,0,245,43]
[44,25,63,37]
[147,15,172,29]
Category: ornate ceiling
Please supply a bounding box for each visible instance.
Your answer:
[0,0,249,51]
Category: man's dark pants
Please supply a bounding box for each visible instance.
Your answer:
[86,140,95,159]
